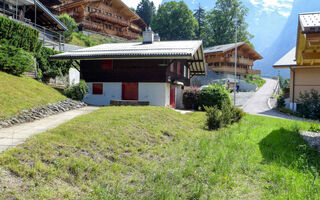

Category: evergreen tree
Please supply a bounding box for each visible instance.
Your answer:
[194,4,205,39]
[136,0,156,27]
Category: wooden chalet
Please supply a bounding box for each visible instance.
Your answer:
[50,30,206,108]
[205,42,262,77]
[274,12,320,111]
[52,0,147,40]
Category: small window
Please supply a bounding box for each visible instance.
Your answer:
[170,62,175,72]
[177,62,181,75]
[93,83,103,95]
[102,60,113,70]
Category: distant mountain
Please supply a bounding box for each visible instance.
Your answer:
[255,0,320,78]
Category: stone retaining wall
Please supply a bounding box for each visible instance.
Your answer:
[0,99,87,129]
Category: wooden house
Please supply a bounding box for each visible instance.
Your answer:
[51,0,147,40]
[205,42,262,78]
[50,30,206,108]
[274,12,320,111]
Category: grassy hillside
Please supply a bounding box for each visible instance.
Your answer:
[70,32,131,47]
[0,71,66,120]
[0,107,318,199]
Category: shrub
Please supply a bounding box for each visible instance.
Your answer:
[199,83,231,110]
[244,75,266,88]
[0,43,35,76]
[64,80,89,101]
[182,87,200,110]
[57,14,78,43]
[205,106,223,130]
[297,89,320,120]
[205,103,245,130]
[0,15,39,52]
[277,94,286,108]
[309,122,320,133]
[35,46,71,82]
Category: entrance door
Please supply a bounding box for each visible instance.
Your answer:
[122,82,138,100]
[170,85,175,108]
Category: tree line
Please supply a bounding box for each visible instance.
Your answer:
[135,0,253,48]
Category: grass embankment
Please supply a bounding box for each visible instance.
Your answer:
[244,75,266,88]
[0,107,319,199]
[70,32,131,47]
[0,71,66,120]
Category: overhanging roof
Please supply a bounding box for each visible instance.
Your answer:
[273,47,297,69]
[50,40,206,76]
[299,12,320,33]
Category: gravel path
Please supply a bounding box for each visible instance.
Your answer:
[0,106,99,153]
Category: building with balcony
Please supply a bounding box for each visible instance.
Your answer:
[274,12,320,111]
[51,0,147,40]
[205,42,263,79]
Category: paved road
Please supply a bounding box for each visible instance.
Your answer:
[242,78,308,121]
[0,106,99,153]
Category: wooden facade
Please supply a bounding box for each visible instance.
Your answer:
[80,59,191,86]
[52,0,147,40]
[205,43,262,76]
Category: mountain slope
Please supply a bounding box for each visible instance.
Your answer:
[0,72,66,120]
[255,0,320,78]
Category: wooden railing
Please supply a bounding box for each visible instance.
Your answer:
[225,57,254,65]
[209,66,261,75]
[129,23,142,33]
[82,20,103,32]
[89,12,129,27]
[118,31,140,40]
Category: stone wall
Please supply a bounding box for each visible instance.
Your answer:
[0,99,87,129]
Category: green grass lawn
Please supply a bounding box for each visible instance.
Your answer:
[0,107,319,199]
[0,71,66,120]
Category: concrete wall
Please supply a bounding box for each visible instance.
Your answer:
[83,82,122,106]
[291,67,320,103]
[69,68,80,86]
[139,83,169,106]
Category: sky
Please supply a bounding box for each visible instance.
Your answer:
[122,0,295,52]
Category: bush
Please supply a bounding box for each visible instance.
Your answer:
[182,87,200,110]
[35,46,71,82]
[297,89,320,120]
[0,15,39,52]
[244,75,266,88]
[0,43,35,76]
[205,103,245,130]
[57,14,78,43]
[64,80,89,101]
[277,94,286,108]
[199,83,231,110]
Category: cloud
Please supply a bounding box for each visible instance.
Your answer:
[249,0,293,17]
[121,0,162,9]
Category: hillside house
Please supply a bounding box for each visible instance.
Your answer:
[49,0,147,40]
[51,30,206,108]
[0,0,67,50]
[205,42,262,79]
[274,12,320,111]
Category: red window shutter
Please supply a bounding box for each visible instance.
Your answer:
[102,60,113,70]
[177,62,181,75]
[92,83,103,95]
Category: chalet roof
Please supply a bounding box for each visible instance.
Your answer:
[273,47,297,69]
[299,12,320,33]
[204,42,245,54]
[204,42,263,60]
[50,40,206,76]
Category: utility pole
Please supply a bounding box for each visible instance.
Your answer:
[234,6,238,106]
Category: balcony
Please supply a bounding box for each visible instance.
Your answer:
[129,23,142,33]
[225,57,254,66]
[118,31,140,40]
[89,12,129,27]
[82,20,103,32]
[209,66,261,75]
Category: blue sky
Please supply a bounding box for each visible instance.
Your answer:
[122,0,295,52]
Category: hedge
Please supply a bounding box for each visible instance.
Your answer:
[0,15,39,52]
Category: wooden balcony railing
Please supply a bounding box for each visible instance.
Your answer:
[81,20,103,32]
[225,57,254,66]
[129,23,142,33]
[209,66,261,75]
[89,12,129,27]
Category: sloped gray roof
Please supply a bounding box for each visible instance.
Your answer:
[273,47,297,68]
[300,12,320,33]
[204,42,245,54]
[50,40,206,76]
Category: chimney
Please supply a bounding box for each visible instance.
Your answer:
[154,33,160,42]
[142,27,154,44]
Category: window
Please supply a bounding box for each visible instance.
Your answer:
[92,83,103,95]
[102,60,113,70]
[170,62,175,72]
[177,61,181,75]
